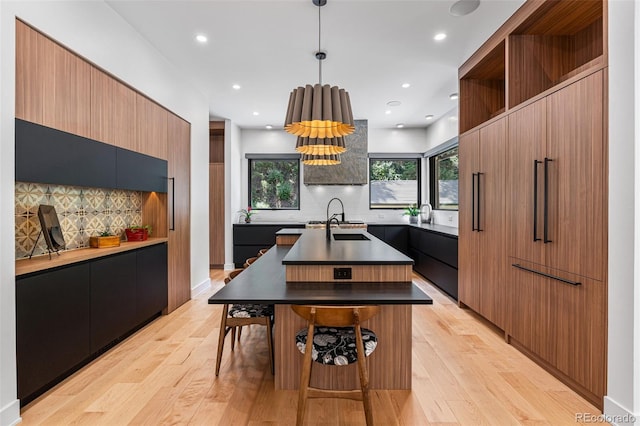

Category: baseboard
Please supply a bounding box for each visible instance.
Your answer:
[0,399,21,426]
[191,277,211,297]
[603,396,638,425]
[223,263,235,270]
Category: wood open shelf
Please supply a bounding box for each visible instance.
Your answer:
[459,41,505,134]
[508,0,604,108]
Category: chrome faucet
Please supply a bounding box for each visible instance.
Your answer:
[326,215,340,240]
[326,197,345,223]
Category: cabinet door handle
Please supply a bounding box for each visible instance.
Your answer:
[543,158,553,243]
[477,172,483,232]
[533,160,542,241]
[512,263,581,286]
[169,177,175,231]
[471,173,477,231]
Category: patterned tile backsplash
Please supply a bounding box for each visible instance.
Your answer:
[15,182,142,259]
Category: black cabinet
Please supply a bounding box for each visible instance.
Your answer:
[16,243,169,404]
[233,224,305,267]
[409,226,459,300]
[15,118,167,193]
[15,118,117,189]
[16,263,91,401]
[136,243,168,324]
[116,148,167,193]
[90,251,137,352]
[367,225,408,255]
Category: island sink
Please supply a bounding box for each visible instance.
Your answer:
[333,233,370,241]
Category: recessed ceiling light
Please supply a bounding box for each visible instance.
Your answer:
[252,111,260,116]
[232,84,241,90]
[401,83,411,89]
[195,34,208,43]
[396,123,405,128]
[265,125,273,129]
[425,115,434,120]
[386,100,402,107]
[434,33,447,41]
[449,93,459,100]
[385,110,392,115]
[450,0,480,17]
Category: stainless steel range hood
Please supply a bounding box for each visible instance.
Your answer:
[303,120,368,185]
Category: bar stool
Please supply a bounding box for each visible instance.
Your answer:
[291,305,380,426]
[257,248,269,257]
[215,272,274,376]
[243,256,258,268]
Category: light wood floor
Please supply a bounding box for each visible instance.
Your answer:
[20,271,603,425]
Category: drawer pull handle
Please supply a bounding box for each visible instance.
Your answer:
[512,263,581,286]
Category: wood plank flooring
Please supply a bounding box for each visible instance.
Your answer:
[20,271,603,425]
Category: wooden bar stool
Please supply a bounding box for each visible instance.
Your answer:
[257,248,269,257]
[291,305,380,426]
[215,271,274,376]
[243,256,258,268]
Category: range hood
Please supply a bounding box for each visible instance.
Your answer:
[303,119,368,185]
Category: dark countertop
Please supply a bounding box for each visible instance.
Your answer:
[368,222,458,238]
[281,229,414,265]
[208,246,432,305]
[233,221,306,226]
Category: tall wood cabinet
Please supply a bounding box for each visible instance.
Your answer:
[458,0,607,409]
[168,114,191,312]
[458,118,507,329]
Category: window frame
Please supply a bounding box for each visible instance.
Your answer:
[428,145,459,211]
[368,157,421,210]
[247,157,301,210]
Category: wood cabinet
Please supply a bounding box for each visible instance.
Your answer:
[458,118,507,328]
[209,163,225,267]
[506,71,606,407]
[16,20,91,138]
[136,94,168,160]
[459,0,607,408]
[90,67,137,150]
[167,114,191,312]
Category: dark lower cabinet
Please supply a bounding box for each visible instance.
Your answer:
[366,225,409,255]
[16,243,168,404]
[409,226,459,300]
[233,224,305,267]
[16,263,91,402]
[90,251,137,353]
[136,243,168,325]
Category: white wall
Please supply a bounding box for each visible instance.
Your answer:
[605,0,640,423]
[0,2,210,422]
[225,120,242,268]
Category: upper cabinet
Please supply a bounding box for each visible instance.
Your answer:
[136,94,169,160]
[90,68,137,150]
[16,20,91,138]
[459,0,605,134]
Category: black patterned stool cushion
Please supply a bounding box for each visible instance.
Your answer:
[295,326,378,366]
[228,304,274,318]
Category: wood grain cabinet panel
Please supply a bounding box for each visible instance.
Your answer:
[167,113,191,312]
[136,93,168,160]
[209,163,225,267]
[458,119,507,328]
[16,20,91,137]
[90,68,137,149]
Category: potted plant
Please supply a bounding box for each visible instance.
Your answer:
[125,225,152,241]
[89,231,121,248]
[238,206,256,223]
[403,204,420,224]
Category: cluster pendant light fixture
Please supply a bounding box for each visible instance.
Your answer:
[284,0,355,166]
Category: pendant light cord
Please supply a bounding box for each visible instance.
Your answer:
[318,3,322,85]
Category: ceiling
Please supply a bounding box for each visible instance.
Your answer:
[106,0,524,130]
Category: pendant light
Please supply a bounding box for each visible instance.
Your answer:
[284,0,354,164]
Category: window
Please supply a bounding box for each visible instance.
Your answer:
[429,146,458,210]
[369,158,420,209]
[249,158,300,209]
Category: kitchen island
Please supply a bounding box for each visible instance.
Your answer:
[209,229,432,390]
